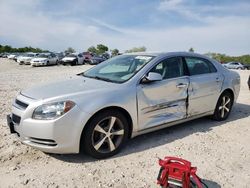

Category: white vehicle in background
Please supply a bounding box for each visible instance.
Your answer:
[17,53,38,65]
[223,62,245,70]
[30,53,59,67]
[7,54,17,60]
[61,53,84,66]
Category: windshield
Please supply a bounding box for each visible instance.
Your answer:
[25,54,35,57]
[38,54,49,58]
[82,55,154,83]
[67,54,77,58]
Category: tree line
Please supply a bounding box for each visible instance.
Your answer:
[190,48,250,65]
[205,52,250,65]
[0,44,48,53]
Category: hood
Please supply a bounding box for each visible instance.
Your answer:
[32,57,48,61]
[21,76,118,100]
[62,57,77,61]
[19,56,33,60]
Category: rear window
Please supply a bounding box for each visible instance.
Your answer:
[184,57,217,76]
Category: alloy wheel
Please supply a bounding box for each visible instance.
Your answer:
[91,116,125,153]
[218,95,231,118]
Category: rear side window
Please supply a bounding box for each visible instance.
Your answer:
[184,57,217,76]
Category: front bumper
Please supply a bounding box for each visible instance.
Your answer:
[31,62,46,66]
[62,60,74,65]
[7,96,91,154]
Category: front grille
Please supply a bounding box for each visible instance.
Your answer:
[29,137,57,146]
[12,114,21,124]
[15,99,29,109]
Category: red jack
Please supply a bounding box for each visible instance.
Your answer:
[157,156,204,188]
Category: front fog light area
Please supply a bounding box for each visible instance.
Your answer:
[32,101,75,120]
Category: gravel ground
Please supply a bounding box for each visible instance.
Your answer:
[0,58,250,188]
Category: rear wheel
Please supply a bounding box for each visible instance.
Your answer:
[212,91,233,121]
[82,110,129,159]
[71,59,78,66]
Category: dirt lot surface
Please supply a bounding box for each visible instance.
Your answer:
[0,58,250,188]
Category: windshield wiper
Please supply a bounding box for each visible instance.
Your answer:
[81,73,116,83]
[92,76,114,83]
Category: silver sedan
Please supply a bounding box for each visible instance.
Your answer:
[7,52,240,158]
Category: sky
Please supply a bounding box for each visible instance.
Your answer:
[0,0,250,55]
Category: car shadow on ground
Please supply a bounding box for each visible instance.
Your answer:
[202,179,221,188]
[49,102,250,164]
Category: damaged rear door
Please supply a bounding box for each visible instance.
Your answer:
[137,57,189,130]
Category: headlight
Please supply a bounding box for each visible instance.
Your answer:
[32,101,75,120]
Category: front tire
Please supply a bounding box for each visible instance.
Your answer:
[212,91,233,121]
[82,110,129,159]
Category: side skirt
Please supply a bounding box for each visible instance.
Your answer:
[131,110,214,138]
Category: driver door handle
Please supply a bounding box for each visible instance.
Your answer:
[176,83,188,88]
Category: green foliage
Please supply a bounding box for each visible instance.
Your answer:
[189,47,194,52]
[111,49,119,56]
[205,52,250,65]
[96,44,108,54]
[125,46,146,53]
[87,46,97,54]
[0,44,47,53]
[87,44,109,55]
[64,47,75,54]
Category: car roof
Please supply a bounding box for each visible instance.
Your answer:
[123,51,209,59]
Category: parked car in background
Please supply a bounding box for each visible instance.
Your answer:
[30,53,58,66]
[89,55,105,65]
[7,54,17,60]
[17,53,38,65]
[82,52,92,62]
[223,62,245,70]
[243,64,250,70]
[13,54,20,62]
[1,53,9,58]
[61,53,84,66]
[100,53,110,60]
[7,52,240,159]
[55,52,65,61]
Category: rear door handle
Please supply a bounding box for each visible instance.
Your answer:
[176,83,188,88]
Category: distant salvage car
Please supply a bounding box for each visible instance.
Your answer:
[7,54,17,60]
[223,62,245,70]
[89,55,105,65]
[82,52,92,62]
[17,53,38,65]
[61,53,84,66]
[7,52,240,159]
[30,53,59,66]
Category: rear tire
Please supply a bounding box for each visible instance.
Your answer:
[212,91,233,121]
[81,110,129,159]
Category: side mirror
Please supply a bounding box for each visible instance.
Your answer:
[141,72,162,84]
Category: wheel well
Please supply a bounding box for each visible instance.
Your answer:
[222,88,234,102]
[80,106,133,150]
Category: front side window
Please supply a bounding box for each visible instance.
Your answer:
[149,57,184,79]
[83,55,154,83]
[185,57,217,76]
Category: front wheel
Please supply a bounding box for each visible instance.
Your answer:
[212,91,233,121]
[81,110,129,159]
